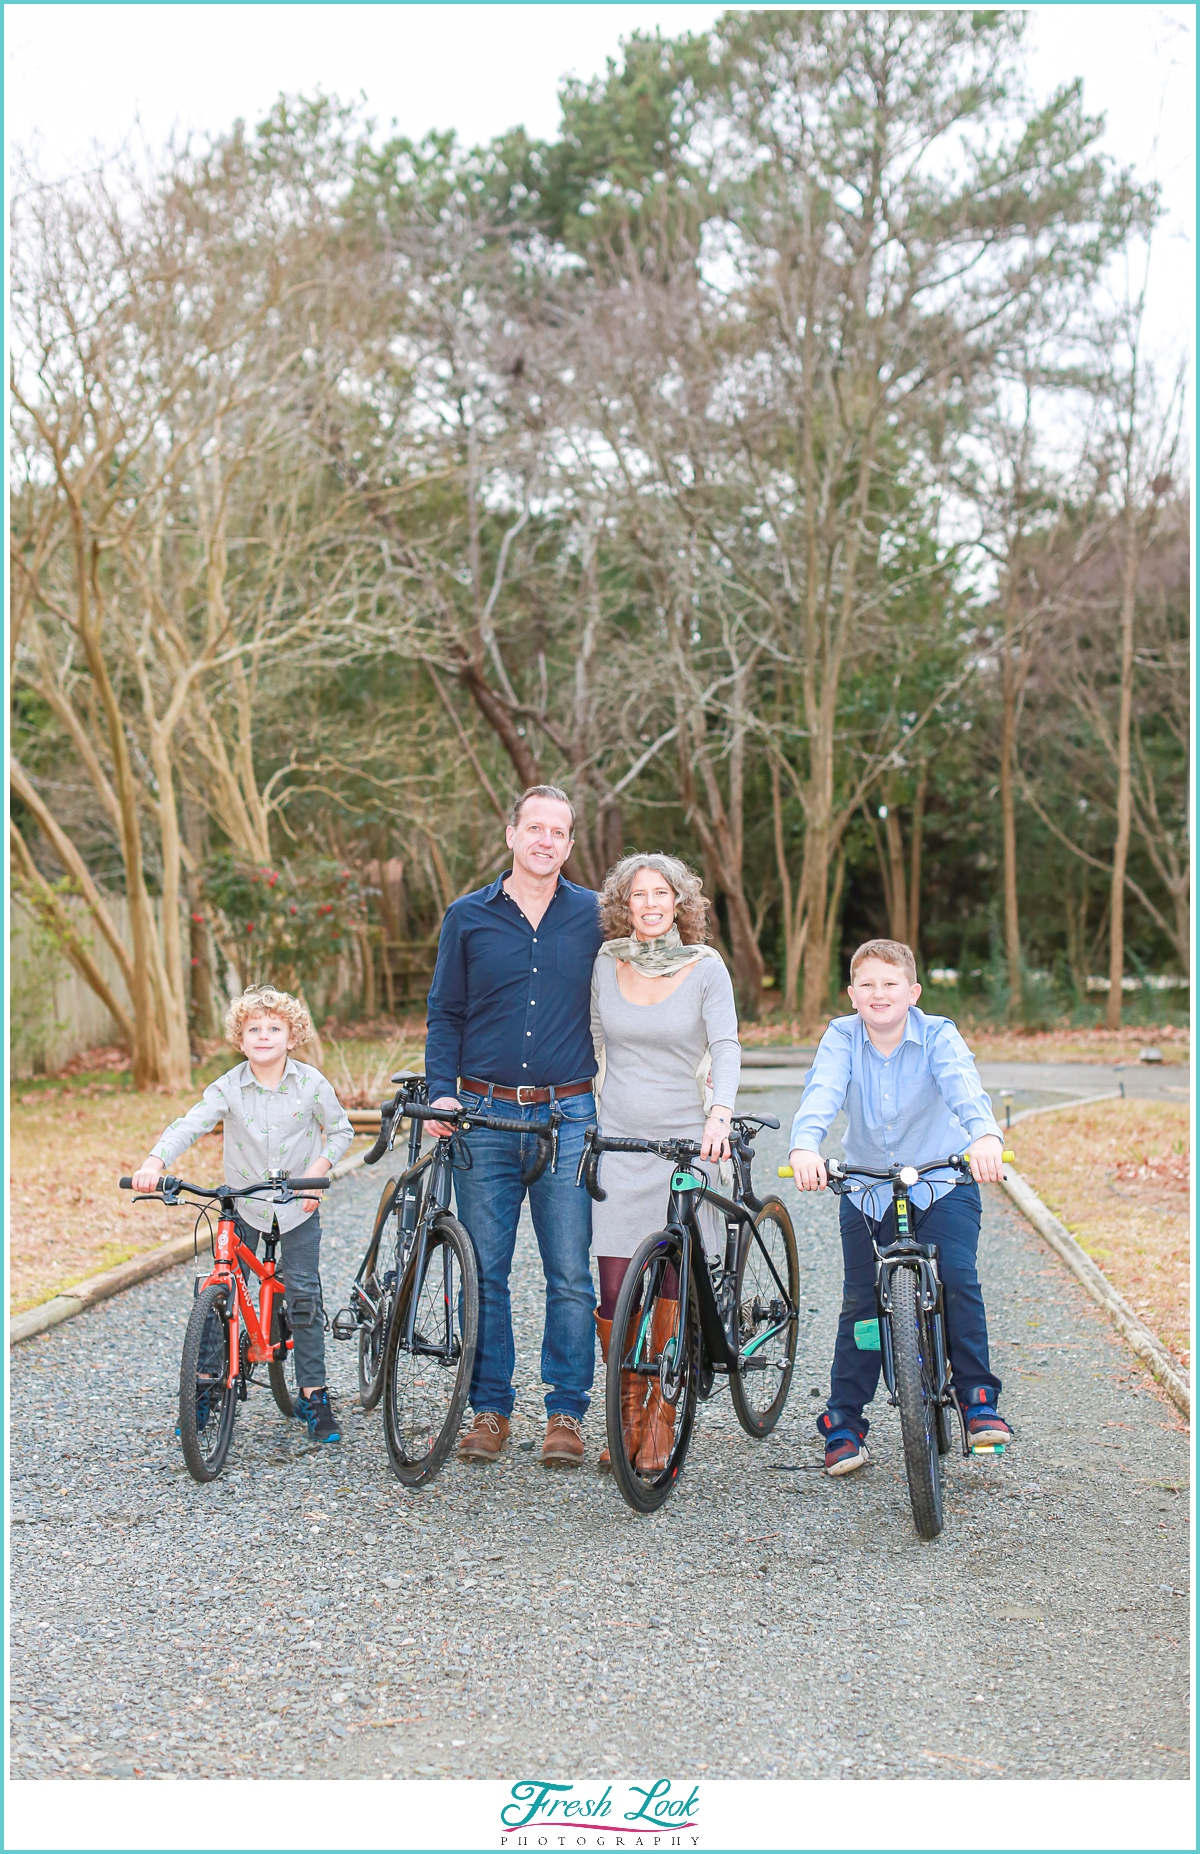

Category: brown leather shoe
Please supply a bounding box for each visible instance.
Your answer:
[542,1413,586,1466]
[595,1310,648,1471]
[636,1299,679,1475]
[458,1411,510,1462]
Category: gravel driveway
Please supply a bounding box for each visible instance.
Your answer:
[9,1094,1190,1782]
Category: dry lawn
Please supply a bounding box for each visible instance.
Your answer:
[9,1078,230,1313]
[1011,1099,1191,1371]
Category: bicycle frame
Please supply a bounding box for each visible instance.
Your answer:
[630,1168,796,1384]
[859,1177,968,1459]
[201,1215,290,1386]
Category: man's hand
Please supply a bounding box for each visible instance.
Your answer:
[425,1096,462,1141]
[968,1134,1004,1185]
[131,1156,165,1193]
[300,1156,332,1217]
[788,1147,827,1191]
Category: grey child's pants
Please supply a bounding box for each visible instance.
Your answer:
[235,1210,327,1391]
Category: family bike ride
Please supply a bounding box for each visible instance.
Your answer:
[123,783,1014,1533]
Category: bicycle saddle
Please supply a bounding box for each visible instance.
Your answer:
[389,1070,421,1085]
[736,1112,780,1131]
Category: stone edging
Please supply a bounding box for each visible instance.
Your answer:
[1000,1162,1190,1419]
[8,1147,371,1348]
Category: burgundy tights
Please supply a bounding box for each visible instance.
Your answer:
[597,1255,679,1322]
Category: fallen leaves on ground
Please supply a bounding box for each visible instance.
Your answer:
[1011,1100,1191,1371]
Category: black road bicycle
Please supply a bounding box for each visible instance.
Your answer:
[779,1151,1013,1541]
[578,1113,800,1514]
[332,1072,559,1487]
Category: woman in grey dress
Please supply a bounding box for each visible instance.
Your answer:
[590,853,740,1472]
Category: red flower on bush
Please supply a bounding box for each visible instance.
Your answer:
[191,912,205,924]
[245,922,255,934]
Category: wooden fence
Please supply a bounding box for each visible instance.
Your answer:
[9,894,160,1076]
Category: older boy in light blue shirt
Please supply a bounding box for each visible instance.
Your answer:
[788,938,1012,1475]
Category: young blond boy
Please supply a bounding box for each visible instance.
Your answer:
[788,939,1011,1475]
[132,987,353,1443]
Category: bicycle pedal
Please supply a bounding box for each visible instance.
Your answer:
[971,1442,1004,1454]
[331,1309,360,1341]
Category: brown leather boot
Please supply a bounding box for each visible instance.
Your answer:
[458,1411,510,1462]
[636,1298,680,1475]
[542,1413,586,1465]
[595,1309,649,1471]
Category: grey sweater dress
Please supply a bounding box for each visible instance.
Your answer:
[589,953,741,1260]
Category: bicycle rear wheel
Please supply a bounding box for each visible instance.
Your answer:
[359,1179,403,1412]
[383,1213,478,1487]
[179,1282,238,1483]
[606,1231,699,1516]
[729,1197,799,1438]
[890,1265,944,1540]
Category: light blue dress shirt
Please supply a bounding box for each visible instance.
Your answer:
[789,1008,1003,1221]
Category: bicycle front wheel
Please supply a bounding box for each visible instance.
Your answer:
[728,1196,799,1438]
[890,1265,944,1540]
[607,1230,699,1516]
[359,1179,403,1413]
[383,1213,478,1487]
[179,1282,238,1483]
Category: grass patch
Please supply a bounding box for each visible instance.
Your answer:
[1010,1099,1191,1372]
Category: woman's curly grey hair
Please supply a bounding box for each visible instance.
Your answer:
[598,852,711,945]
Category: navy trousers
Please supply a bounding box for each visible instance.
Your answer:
[819,1181,1002,1439]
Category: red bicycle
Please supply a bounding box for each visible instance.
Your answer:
[120,1170,330,1483]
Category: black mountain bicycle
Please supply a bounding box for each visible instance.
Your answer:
[332,1072,559,1487]
[578,1113,799,1514]
[779,1151,1013,1540]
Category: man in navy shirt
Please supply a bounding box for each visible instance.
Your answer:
[425,785,603,1466]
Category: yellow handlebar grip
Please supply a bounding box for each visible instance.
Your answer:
[1002,1149,1015,1163]
[777,1164,794,1178]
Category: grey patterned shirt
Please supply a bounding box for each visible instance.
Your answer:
[151,1059,354,1233]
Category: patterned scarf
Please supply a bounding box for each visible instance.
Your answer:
[598,924,721,978]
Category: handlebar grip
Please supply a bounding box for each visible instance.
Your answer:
[582,1145,606,1203]
[1002,1149,1015,1163]
[286,1177,330,1191]
[119,1177,133,1190]
[777,1165,794,1179]
[364,1095,401,1167]
[520,1141,551,1188]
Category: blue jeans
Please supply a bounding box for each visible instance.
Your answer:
[452,1088,596,1421]
[820,1182,1001,1439]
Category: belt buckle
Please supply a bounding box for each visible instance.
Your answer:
[515,1085,540,1107]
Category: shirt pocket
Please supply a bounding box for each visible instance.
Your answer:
[556,936,593,979]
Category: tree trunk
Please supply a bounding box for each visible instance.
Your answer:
[1000,603,1023,1025]
[883,791,908,944]
[1106,509,1140,1030]
[907,764,928,969]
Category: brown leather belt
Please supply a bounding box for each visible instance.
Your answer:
[459,1077,594,1105]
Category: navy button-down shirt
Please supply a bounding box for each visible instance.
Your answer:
[424,872,603,1101]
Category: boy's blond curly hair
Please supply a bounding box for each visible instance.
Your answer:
[224,986,314,1051]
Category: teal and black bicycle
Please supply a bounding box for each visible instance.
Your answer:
[579,1114,800,1514]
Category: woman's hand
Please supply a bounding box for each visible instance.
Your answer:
[700,1107,732,1162]
[967,1134,1004,1185]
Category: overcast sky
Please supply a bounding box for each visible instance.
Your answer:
[6,3,1193,360]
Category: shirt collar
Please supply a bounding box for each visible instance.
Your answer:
[487,871,567,909]
[856,1008,923,1056]
[239,1056,300,1090]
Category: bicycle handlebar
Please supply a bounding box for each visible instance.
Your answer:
[776,1151,1016,1186]
[119,1175,331,1201]
[364,1094,562,1183]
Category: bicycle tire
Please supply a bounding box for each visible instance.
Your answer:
[359,1179,402,1412]
[606,1230,699,1516]
[179,1282,238,1483]
[890,1265,944,1540]
[728,1196,799,1438]
[268,1294,294,1418]
[383,1212,478,1488]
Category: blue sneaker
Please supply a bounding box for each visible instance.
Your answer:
[824,1428,870,1476]
[963,1391,1012,1450]
[295,1387,340,1443]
